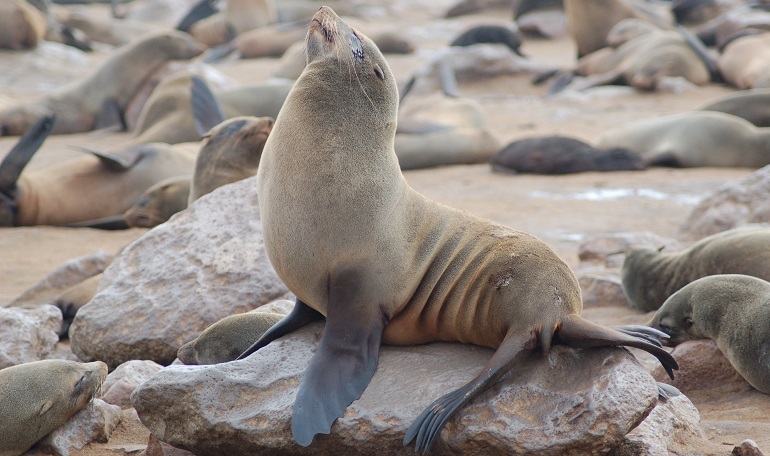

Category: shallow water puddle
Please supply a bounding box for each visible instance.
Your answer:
[529,188,701,204]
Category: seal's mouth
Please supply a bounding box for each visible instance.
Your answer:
[310,7,339,44]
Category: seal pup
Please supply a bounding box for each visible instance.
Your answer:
[123,176,192,228]
[0,30,206,136]
[700,88,770,127]
[648,274,770,394]
[718,32,770,89]
[178,311,284,365]
[621,227,770,311]
[0,0,47,50]
[491,136,645,174]
[188,0,276,47]
[0,359,107,456]
[239,7,677,452]
[595,110,770,167]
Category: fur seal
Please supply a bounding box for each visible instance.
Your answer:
[0,359,107,456]
[54,274,104,337]
[239,8,676,452]
[491,136,644,174]
[178,311,284,365]
[621,227,770,311]
[450,24,524,56]
[700,88,770,127]
[0,30,206,136]
[648,274,770,394]
[0,0,47,50]
[718,32,770,89]
[595,110,770,168]
[123,176,192,228]
[188,0,276,47]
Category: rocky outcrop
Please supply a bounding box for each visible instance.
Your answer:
[0,304,61,368]
[100,360,164,409]
[133,322,660,455]
[34,399,122,456]
[69,178,288,368]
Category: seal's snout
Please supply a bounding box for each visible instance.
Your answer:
[310,6,340,41]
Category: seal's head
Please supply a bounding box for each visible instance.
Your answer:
[647,284,696,346]
[621,244,668,311]
[200,115,274,169]
[303,7,399,131]
[125,176,191,228]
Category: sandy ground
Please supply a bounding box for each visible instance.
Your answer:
[0,0,768,454]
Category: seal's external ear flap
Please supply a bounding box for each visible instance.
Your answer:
[39,401,53,416]
[373,63,385,81]
[657,245,666,252]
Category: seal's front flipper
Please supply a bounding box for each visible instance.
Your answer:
[291,268,388,446]
[404,330,537,454]
[556,315,679,380]
[191,76,226,137]
[237,298,323,359]
[0,114,55,192]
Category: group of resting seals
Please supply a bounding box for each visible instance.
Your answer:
[236,8,677,452]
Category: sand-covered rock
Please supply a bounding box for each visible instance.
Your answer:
[0,304,62,368]
[133,322,660,455]
[69,178,288,368]
[34,399,122,456]
[681,164,770,239]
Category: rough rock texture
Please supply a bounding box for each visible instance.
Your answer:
[69,178,289,368]
[577,232,682,268]
[652,340,750,393]
[101,360,164,408]
[681,164,770,239]
[7,251,114,308]
[0,304,62,368]
[611,394,709,455]
[133,322,659,456]
[145,435,197,456]
[578,274,629,308]
[35,399,123,456]
[253,298,293,316]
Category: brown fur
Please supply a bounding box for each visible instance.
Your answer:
[622,227,770,311]
[124,176,191,228]
[0,31,206,136]
[190,0,275,47]
[649,274,770,393]
[0,360,107,456]
[718,33,770,89]
[0,0,47,50]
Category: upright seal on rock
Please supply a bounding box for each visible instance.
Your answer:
[621,227,770,311]
[0,359,107,456]
[239,7,677,453]
[649,274,770,394]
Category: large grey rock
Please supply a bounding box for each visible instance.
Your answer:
[35,399,122,456]
[101,360,164,408]
[681,164,770,239]
[69,177,289,368]
[133,322,659,455]
[7,251,114,308]
[0,304,62,369]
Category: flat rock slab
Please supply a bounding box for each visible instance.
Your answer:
[133,322,659,455]
[69,178,288,368]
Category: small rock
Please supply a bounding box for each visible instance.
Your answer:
[133,322,660,455]
[681,164,770,239]
[101,360,164,408]
[0,305,62,368]
[69,178,289,368]
[145,434,196,456]
[579,274,629,308]
[652,340,751,394]
[35,399,122,456]
[733,439,766,456]
[578,232,681,267]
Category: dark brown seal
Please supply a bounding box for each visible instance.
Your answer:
[622,227,770,311]
[238,7,676,453]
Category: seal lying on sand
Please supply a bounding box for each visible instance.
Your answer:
[239,7,677,452]
[700,88,770,127]
[0,0,47,50]
[621,227,770,311]
[595,110,770,167]
[717,32,770,89]
[0,359,107,456]
[0,30,206,136]
[649,274,770,394]
[491,136,644,174]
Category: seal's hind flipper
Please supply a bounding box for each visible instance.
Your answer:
[291,267,388,446]
[237,298,323,359]
[191,76,226,137]
[65,215,129,230]
[95,98,126,132]
[70,145,152,171]
[404,330,538,454]
[176,0,219,32]
[0,114,55,192]
[555,315,679,380]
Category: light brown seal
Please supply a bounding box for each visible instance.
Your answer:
[648,274,770,394]
[124,176,192,228]
[718,32,770,89]
[0,359,107,456]
[0,30,206,136]
[621,227,770,311]
[595,110,770,167]
[700,88,770,127]
[178,311,284,365]
[0,0,47,50]
[188,0,276,47]
[238,7,676,452]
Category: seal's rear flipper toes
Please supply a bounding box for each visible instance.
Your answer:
[403,386,468,453]
[557,316,678,380]
[656,382,681,401]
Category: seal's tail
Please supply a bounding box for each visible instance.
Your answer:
[555,315,679,379]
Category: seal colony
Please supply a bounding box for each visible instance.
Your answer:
[239,7,677,452]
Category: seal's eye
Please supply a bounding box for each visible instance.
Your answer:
[350,31,364,61]
[684,317,694,328]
